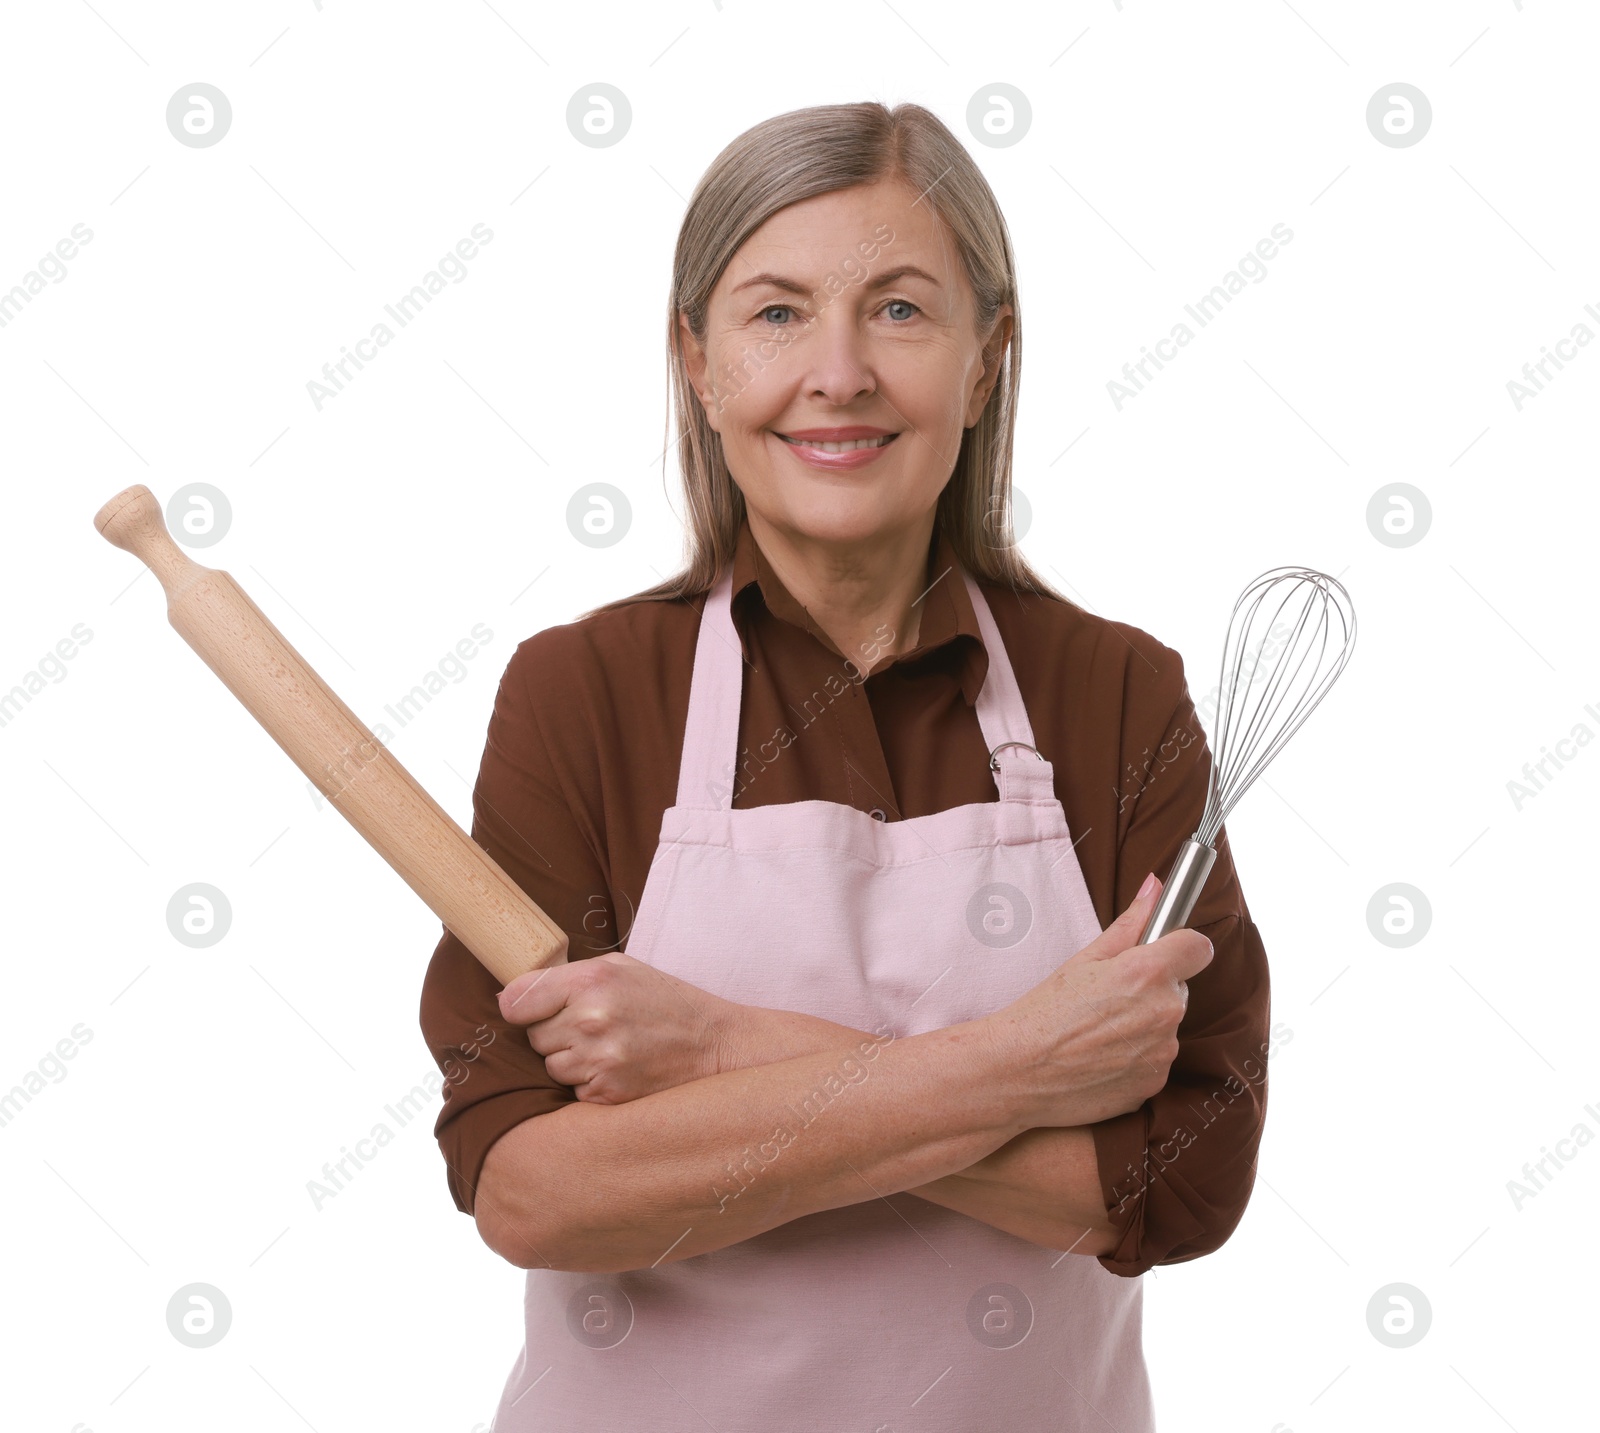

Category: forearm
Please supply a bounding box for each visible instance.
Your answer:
[490,1015,1031,1273]
[911,1128,1117,1254]
[727,1007,1118,1254]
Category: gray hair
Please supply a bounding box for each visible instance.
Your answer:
[586,99,1070,616]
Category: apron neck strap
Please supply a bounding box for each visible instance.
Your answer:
[676,563,1052,811]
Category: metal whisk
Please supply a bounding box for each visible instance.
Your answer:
[1140,566,1357,943]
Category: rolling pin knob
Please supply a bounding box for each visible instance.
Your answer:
[94,484,195,590]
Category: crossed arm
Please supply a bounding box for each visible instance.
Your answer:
[474,991,1124,1274]
[720,1001,1119,1258]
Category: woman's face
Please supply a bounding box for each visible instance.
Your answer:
[681,175,1013,550]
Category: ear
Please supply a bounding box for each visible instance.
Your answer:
[678,311,723,434]
[964,304,1014,428]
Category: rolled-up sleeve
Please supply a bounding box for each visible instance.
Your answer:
[1087,636,1272,1277]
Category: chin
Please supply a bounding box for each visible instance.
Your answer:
[767,493,902,543]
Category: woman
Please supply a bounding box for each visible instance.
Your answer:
[421,100,1270,1431]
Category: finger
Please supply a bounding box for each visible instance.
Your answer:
[1078,871,1164,962]
[541,1042,585,1088]
[523,1007,581,1059]
[497,965,572,1026]
[1155,929,1216,983]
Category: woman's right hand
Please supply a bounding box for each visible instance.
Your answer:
[985,873,1215,1129]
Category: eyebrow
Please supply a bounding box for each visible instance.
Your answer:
[730,263,944,297]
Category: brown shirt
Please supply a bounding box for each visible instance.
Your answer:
[420,515,1271,1278]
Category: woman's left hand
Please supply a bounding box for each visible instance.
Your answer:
[497,952,738,1104]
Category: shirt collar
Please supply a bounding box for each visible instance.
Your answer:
[728,513,989,706]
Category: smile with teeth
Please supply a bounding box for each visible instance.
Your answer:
[777,433,898,452]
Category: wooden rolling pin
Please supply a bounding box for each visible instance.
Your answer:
[94,484,568,983]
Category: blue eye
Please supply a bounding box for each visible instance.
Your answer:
[756,299,920,325]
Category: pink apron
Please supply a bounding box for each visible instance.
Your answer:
[492,565,1154,1432]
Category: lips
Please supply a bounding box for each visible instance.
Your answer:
[776,430,900,453]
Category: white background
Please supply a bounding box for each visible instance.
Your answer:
[2,2,1595,1430]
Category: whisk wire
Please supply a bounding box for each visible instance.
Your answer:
[1195,567,1356,848]
[1141,563,1355,945]
[1210,581,1324,827]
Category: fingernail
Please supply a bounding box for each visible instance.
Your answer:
[1137,870,1157,901]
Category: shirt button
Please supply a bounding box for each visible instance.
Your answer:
[868,807,887,822]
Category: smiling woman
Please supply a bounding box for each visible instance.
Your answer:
[420,98,1270,1433]
[653,144,1034,668]
[614,100,1051,628]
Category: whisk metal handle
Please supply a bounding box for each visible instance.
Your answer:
[1139,838,1218,944]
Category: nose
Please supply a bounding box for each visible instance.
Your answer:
[795,307,876,407]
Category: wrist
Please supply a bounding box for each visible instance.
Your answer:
[708,997,752,1078]
[933,1016,1037,1143]
[715,1004,875,1073]
[964,1011,1048,1133]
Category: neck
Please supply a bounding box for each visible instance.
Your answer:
[745,508,936,677]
